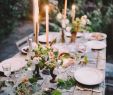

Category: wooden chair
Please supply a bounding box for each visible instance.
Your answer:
[106,63,113,86]
[16,33,33,51]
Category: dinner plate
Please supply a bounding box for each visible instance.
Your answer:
[52,43,77,53]
[0,57,27,72]
[20,42,37,55]
[21,46,29,55]
[88,32,107,41]
[38,32,58,43]
[74,67,104,85]
[86,41,106,49]
[65,32,83,37]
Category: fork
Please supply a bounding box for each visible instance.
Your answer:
[76,85,101,93]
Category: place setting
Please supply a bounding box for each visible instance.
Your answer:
[88,32,107,41]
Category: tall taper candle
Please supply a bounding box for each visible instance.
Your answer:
[33,0,39,43]
[64,0,67,19]
[71,4,76,22]
[45,5,49,46]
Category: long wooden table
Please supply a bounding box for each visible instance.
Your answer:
[0,32,106,95]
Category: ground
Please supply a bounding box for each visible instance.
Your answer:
[0,21,113,95]
[0,21,33,62]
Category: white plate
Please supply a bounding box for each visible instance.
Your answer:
[20,42,38,54]
[38,32,58,43]
[88,32,107,41]
[65,32,83,37]
[52,43,77,53]
[0,57,27,72]
[21,46,29,54]
[86,41,106,49]
[74,67,104,85]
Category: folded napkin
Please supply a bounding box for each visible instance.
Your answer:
[76,83,101,93]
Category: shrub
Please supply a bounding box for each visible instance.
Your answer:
[0,0,31,41]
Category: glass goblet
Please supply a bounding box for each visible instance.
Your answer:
[76,43,87,67]
[2,63,11,86]
[2,64,11,77]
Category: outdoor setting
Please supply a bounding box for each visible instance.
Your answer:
[0,0,113,95]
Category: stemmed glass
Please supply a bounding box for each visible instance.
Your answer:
[92,49,100,68]
[2,63,11,86]
[76,43,87,68]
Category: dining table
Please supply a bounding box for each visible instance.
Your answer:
[0,32,107,95]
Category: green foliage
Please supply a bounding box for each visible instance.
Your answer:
[74,0,113,33]
[103,4,113,25]
[87,9,103,32]
[57,77,76,89]
[38,58,46,69]
[51,89,62,95]
[0,0,31,41]
[34,44,51,57]
[29,75,38,84]
[42,89,61,95]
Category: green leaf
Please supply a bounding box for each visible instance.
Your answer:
[51,89,61,95]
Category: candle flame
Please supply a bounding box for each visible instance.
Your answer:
[72,4,76,10]
[45,5,49,12]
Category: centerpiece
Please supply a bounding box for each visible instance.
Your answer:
[56,12,91,43]
[26,43,61,83]
[70,18,80,42]
[70,15,91,43]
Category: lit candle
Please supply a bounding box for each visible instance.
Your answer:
[33,0,39,43]
[71,4,76,22]
[45,5,49,46]
[64,0,67,19]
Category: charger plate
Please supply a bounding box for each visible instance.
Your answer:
[0,57,26,72]
[88,32,107,41]
[38,32,58,43]
[74,67,104,85]
[86,41,106,50]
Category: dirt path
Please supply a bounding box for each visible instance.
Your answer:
[0,21,33,62]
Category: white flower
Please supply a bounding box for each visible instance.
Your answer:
[65,19,70,25]
[56,13,62,21]
[61,19,70,28]
[66,26,71,32]
[86,19,91,25]
[81,15,88,26]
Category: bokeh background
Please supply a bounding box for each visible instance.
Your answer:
[0,0,113,62]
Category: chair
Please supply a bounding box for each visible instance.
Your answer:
[105,63,113,95]
[16,33,33,51]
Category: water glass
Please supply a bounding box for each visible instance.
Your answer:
[2,64,11,86]
[2,64,11,77]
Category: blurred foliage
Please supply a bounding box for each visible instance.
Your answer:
[74,0,113,32]
[0,0,31,41]
[57,0,113,32]
[0,0,113,41]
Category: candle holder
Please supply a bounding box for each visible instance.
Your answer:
[61,29,65,43]
[42,68,50,75]
[50,67,57,83]
[70,32,77,43]
[33,64,43,80]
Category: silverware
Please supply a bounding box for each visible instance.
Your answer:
[76,85,101,93]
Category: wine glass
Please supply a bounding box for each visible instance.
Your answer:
[76,43,87,57]
[92,49,100,68]
[76,43,87,68]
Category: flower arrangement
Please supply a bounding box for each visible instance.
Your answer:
[71,15,91,33]
[26,43,61,83]
[70,15,91,42]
